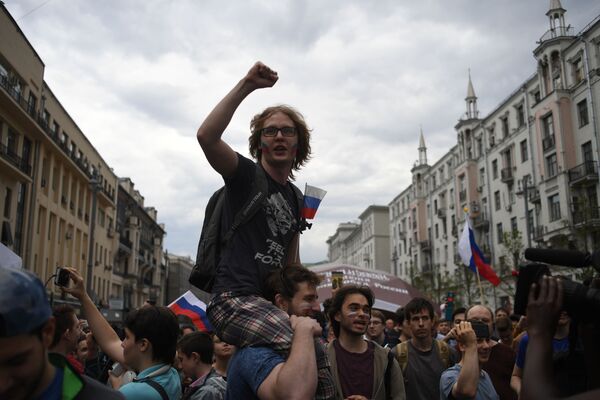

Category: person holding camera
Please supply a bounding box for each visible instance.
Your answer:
[439,320,499,400]
[520,276,600,400]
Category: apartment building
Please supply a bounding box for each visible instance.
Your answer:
[330,2,600,307]
[0,4,166,313]
[327,205,390,272]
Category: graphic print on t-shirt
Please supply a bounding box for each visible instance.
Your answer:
[265,192,295,236]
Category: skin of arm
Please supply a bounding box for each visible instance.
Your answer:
[61,267,125,364]
[257,315,320,400]
[510,364,522,396]
[451,322,479,399]
[196,61,278,178]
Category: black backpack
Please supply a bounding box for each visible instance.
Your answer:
[188,165,304,293]
[189,165,268,293]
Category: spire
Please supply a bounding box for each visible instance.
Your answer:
[418,126,427,165]
[466,69,476,99]
[465,69,479,119]
[546,0,567,34]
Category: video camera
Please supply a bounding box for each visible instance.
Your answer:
[514,248,600,322]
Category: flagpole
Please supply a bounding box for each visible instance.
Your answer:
[465,210,486,305]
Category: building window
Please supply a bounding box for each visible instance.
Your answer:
[494,191,501,211]
[572,57,583,84]
[479,168,485,187]
[516,104,525,127]
[511,217,518,232]
[501,116,509,138]
[582,141,593,163]
[546,153,558,178]
[542,115,555,153]
[3,188,11,218]
[577,99,589,127]
[532,88,541,104]
[548,194,561,221]
[520,139,528,162]
[492,160,498,180]
[497,223,504,243]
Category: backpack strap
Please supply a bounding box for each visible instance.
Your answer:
[384,350,394,400]
[394,341,409,375]
[221,164,268,244]
[435,339,451,368]
[139,379,169,400]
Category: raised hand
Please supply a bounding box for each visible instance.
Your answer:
[290,314,323,337]
[245,61,278,90]
[455,321,477,348]
[526,276,563,338]
[60,266,87,300]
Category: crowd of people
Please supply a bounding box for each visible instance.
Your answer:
[2,61,600,399]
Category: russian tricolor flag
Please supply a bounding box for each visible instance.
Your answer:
[168,290,213,332]
[458,217,501,286]
[302,184,327,219]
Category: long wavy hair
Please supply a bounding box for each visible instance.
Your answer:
[249,105,312,180]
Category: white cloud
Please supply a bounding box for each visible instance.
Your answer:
[5,0,600,262]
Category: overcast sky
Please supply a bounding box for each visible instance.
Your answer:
[5,0,600,263]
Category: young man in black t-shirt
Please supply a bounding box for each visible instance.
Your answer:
[197,62,335,399]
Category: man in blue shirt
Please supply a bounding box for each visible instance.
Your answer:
[440,321,498,400]
[62,267,181,399]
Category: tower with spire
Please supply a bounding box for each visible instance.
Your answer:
[465,69,479,120]
[418,127,428,166]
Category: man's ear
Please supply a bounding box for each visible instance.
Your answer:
[191,351,201,364]
[274,294,289,313]
[138,338,151,353]
[334,311,342,323]
[41,317,56,348]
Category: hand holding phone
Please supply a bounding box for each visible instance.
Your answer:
[54,267,70,288]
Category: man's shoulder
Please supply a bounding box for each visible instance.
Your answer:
[80,375,125,399]
[120,367,181,400]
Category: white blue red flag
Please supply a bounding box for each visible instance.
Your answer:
[458,218,501,286]
[302,184,327,219]
[168,290,213,332]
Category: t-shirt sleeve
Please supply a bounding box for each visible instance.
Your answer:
[439,368,457,400]
[238,347,285,395]
[515,334,529,369]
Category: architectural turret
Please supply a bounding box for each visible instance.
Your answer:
[465,70,479,120]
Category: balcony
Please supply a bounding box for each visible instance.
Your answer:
[472,214,490,230]
[542,135,555,152]
[0,143,31,176]
[419,240,431,252]
[538,26,575,43]
[533,225,545,241]
[119,236,132,251]
[572,207,600,228]
[459,189,467,203]
[528,188,541,203]
[568,161,598,186]
[501,167,514,183]
[436,208,446,219]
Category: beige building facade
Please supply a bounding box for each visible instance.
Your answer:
[0,5,166,313]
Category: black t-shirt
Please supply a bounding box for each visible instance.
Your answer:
[211,154,299,297]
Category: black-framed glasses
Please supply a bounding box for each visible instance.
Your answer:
[259,126,297,137]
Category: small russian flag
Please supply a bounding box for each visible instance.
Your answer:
[302,184,327,219]
[168,290,213,332]
[458,217,501,286]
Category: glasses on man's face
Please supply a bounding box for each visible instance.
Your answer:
[260,126,297,137]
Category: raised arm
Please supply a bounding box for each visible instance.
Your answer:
[61,267,125,364]
[197,61,278,178]
[451,322,479,399]
[257,315,320,400]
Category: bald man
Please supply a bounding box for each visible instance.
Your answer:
[466,305,517,400]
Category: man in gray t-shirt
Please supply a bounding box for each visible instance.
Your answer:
[392,298,457,400]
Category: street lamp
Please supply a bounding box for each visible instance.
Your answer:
[516,175,535,248]
[86,171,103,295]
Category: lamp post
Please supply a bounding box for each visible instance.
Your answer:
[516,175,535,248]
[86,171,102,295]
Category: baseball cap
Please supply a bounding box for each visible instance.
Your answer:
[0,267,52,337]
